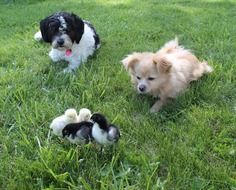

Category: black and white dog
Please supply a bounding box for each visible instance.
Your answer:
[34,12,100,73]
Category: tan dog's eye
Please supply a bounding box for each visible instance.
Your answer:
[148,77,155,81]
[136,76,141,80]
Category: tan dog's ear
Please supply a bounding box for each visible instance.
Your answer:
[121,53,139,70]
[153,56,172,73]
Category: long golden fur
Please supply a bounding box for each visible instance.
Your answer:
[122,38,213,112]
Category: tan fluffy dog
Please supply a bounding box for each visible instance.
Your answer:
[122,38,213,112]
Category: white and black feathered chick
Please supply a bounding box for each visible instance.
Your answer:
[49,108,78,137]
[77,108,92,122]
[62,121,93,144]
[90,113,120,145]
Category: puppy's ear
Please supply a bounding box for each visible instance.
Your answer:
[40,18,51,42]
[153,56,172,73]
[71,13,84,43]
[121,53,139,70]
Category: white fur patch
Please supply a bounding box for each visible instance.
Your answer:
[59,16,67,32]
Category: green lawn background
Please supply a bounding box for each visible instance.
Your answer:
[0,0,235,189]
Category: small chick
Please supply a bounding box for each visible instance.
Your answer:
[62,121,93,144]
[77,108,92,122]
[90,113,120,145]
[49,108,78,137]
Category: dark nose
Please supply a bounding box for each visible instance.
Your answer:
[57,38,64,46]
[139,85,146,92]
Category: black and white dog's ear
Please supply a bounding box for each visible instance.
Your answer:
[40,17,51,43]
[71,13,84,43]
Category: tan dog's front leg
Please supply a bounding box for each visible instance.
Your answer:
[150,98,172,113]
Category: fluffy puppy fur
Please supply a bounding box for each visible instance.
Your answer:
[122,38,213,112]
[34,12,100,73]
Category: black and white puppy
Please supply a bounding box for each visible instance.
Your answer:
[62,121,93,144]
[34,12,100,73]
[90,113,120,146]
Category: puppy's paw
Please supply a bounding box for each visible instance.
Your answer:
[49,53,61,62]
[150,106,159,113]
[49,49,65,62]
[63,67,73,74]
[150,101,163,113]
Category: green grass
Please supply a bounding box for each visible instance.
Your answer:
[0,0,236,189]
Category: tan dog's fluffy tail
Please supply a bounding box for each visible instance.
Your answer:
[201,61,213,73]
[192,61,213,80]
[157,37,179,54]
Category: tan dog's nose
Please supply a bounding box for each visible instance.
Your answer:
[138,84,146,92]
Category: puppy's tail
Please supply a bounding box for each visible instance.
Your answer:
[192,61,213,80]
[157,37,180,54]
[201,61,213,73]
[34,31,43,41]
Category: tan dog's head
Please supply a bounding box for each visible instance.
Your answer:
[122,52,172,94]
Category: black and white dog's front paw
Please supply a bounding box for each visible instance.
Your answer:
[49,49,63,62]
[63,67,73,74]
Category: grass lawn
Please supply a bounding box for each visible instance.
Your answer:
[0,0,236,189]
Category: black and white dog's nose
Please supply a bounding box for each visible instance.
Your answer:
[57,38,64,46]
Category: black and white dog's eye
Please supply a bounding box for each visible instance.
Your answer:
[148,77,155,81]
[49,22,57,28]
[136,76,141,80]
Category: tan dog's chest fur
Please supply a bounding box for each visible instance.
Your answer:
[122,38,213,112]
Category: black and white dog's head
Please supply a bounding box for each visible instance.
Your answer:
[40,12,84,50]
